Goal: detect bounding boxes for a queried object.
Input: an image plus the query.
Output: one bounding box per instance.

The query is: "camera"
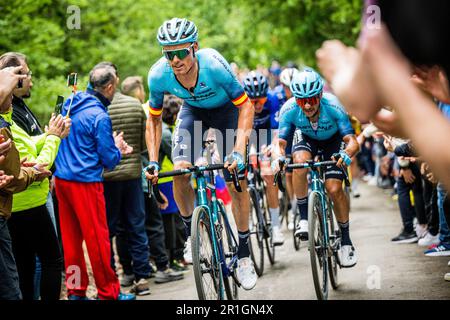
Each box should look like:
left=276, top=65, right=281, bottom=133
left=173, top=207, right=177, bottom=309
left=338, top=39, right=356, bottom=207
left=54, top=95, right=64, bottom=114
left=67, top=73, right=77, bottom=87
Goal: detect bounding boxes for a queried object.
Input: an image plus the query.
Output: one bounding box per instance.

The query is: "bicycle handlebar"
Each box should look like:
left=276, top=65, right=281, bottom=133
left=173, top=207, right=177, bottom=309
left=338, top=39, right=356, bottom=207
left=147, top=163, right=242, bottom=204
left=274, top=160, right=351, bottom=191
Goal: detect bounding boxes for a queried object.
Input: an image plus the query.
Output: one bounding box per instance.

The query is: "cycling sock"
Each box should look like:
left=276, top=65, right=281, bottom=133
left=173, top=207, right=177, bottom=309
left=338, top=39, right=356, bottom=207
left=269, top=207, right=280, bottom=228
left=338, top=221, right=352, bottom=246
left=180, top=214, right=192, bottom=237
left=297, top=197, right=308, bottom=220
left=237, top=230, right=250, bottom=259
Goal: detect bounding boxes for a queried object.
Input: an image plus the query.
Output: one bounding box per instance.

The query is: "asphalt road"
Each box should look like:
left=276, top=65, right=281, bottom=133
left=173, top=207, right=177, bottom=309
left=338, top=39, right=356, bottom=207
left=138, top=182, right=450, bottom=300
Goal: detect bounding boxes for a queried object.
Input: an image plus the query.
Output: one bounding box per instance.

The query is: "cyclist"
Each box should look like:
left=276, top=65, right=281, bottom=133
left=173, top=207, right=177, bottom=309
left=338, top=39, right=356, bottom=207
left=144, top=18, right=257, bottom=290
left=243, top=71, right=284, bottom=246
left=272, top=68, right=360, bottom=267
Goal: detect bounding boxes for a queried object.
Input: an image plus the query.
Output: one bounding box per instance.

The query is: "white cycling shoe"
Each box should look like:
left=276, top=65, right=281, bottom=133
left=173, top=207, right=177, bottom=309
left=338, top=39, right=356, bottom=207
left=272, top=226, right=285, bottom=246
left=294, top=219, right=309, bottom=240
left=236, top=257, right=257, bottom=290
left=183, top=236, right=193, bottom=264
left=338, top=245, right=358, bottom=268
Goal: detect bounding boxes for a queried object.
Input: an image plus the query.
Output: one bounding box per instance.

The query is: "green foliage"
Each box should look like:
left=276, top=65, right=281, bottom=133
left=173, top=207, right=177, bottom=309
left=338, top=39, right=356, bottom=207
left=0, top=0, right=363, bottom=124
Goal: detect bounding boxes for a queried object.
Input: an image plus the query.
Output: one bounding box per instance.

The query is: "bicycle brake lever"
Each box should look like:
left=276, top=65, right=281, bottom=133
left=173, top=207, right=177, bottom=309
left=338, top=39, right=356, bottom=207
left=232, top=168, right=242, bottom=192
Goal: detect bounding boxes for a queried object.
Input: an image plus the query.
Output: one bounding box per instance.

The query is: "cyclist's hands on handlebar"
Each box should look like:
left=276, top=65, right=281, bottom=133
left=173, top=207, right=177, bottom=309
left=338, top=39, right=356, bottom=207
left=144, top=161, right=160, bottom=185
left=224, top=151, right=245, bottom=173
left=271, top=156, right=286, bottom=174
left=332, top=151, right=352, bottom=168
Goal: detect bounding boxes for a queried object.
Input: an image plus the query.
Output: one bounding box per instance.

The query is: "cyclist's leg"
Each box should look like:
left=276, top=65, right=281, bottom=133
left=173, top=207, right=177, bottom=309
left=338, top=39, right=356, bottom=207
left=211, top=105, right=256, bottom=290
left=259, top=130, right=284, bottom=244
left=292, top=133, right=315, bottom=222
left=322, top=135, right=357, bottom=266
left=172, top=105, right=206, bottom=237
left=321, top=134, right=350, bottom=226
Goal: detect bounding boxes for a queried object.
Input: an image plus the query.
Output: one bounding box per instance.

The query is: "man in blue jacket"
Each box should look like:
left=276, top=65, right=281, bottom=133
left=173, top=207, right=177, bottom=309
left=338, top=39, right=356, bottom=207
left=54, top=63, right=134, bottom=300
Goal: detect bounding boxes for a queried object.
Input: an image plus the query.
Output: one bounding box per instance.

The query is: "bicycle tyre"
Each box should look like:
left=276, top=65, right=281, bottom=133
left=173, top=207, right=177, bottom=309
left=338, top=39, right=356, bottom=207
left=327, top=199, right=340, bottom=290
left=192, top=206, right=224, bottom=300
left=293, top=212, right=301, bottom=251
left=248, top=188, right=265, bottom=276
left=308, top=191, right=329, bottom=300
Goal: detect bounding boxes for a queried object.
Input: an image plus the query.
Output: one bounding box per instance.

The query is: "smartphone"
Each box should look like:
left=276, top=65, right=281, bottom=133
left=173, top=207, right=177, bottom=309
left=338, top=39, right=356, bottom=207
left=67, top=73, right=77, bottom=87
left=54, top=95, right=64, bottom=114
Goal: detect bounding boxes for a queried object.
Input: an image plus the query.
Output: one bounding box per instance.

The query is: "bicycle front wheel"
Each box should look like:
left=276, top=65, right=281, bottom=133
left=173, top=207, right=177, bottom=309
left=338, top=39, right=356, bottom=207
left=192, top=206, right=224, bottom=300
left=308, top=191, right=329, bottom=300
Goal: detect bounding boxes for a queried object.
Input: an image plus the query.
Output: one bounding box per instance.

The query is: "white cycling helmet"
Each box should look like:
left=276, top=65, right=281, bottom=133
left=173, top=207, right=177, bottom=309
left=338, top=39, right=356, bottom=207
left=280, top=68, right=299, bottom=87
left=157, top=18, right=198, bottom=46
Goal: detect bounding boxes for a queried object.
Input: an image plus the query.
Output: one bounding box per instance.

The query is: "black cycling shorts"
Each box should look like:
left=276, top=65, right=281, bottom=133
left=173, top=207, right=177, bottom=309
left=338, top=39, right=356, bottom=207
left=292, top=132, right=345, bottom=180
left=172, top=104, right=245, bottom=182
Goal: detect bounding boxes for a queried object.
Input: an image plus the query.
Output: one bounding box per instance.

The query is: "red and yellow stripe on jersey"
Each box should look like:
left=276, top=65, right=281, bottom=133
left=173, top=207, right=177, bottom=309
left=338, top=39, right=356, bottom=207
left=232, top=92, right=249, bottom=107
left=148, top=102, right=163, bottom=117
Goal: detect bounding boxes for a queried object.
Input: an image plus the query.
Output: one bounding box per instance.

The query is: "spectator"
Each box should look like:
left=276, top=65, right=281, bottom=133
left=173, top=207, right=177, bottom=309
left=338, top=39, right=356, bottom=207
left=103, top=76, right=152, bottom=296
left=0, top=66, right=26, bottom=107
left=424, top=101, right=450, bottom=257
left=53, top=63, right=135, bottom=300
left=0, top=63, right=50, bottom=300
left=0, top=52, right=69, bottom=300
left=117, top=80, right=183, bottom=286
left=384, top=139, right=426, bottom=243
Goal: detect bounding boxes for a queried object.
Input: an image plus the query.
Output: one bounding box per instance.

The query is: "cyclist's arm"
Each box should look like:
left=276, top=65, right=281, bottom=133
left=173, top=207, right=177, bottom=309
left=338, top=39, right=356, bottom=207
left=276, top=138, right=287, bottom=158
left=146, top=68, right=165, bottom=164
left=146, top=115, right=162, bottom=163
left=342, top=134, right=360, bottom=158
left=235, top=98, right=255, bottom=156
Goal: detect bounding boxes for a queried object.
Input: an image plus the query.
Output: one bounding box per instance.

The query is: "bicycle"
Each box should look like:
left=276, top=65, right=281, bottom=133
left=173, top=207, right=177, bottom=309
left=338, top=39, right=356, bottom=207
left=276, top=159, right=350, bottom=300
left=247, top=152, right=276, bottom=277
left=150, top=142, right=242, bottom=300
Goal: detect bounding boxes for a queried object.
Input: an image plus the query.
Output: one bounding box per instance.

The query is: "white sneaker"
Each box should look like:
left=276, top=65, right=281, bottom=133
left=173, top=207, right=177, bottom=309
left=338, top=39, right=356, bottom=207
left=183, top=237, right=193, bottom=264
left=445, top=273, right=450, bottom=282
left=368, top=177, right=378, bottom=186
left=272, top=226, right=285, bottom=246
left=287, top=212, right=294, bottom=231
left=294, top=219, right=308, bottom=240
left=338, top=245, right=358, bottom=268
left=418, top=232, right=440, bottom=247
left=236, top=257, right=257, bottom=290
left=415, top=224, right=428, bottom=239
left=288, top=221, right=294, bottom=231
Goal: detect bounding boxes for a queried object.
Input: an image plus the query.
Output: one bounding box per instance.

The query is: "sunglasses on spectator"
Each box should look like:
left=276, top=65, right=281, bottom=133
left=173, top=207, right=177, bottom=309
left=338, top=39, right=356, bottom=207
left=296, top=94, right=322, bottom=108
left=250, top=97, right=268, bottom=105
left=162, top=43, right=194, bottom=61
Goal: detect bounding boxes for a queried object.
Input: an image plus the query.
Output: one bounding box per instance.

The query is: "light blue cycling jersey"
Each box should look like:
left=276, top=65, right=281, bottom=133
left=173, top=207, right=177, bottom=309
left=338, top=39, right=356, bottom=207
left=278, top=92, right=354, bottom=141
left=147, top=48, right=248, bottom=116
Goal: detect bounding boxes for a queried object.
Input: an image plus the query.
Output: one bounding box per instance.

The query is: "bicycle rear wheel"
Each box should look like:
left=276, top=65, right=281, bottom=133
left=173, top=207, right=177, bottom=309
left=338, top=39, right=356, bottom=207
left=248, top=188, right=265, bottom=276
left=308, top=191, right=329, bottom=300
left=192, top=206, right=224, bottom=300
left=327, top=199, right=340, bottom=290
left=279, top=190, right=290, bottom=229
left=293, top=212, right=301, bottom=251
left=264, top=202, right=276, bottom=265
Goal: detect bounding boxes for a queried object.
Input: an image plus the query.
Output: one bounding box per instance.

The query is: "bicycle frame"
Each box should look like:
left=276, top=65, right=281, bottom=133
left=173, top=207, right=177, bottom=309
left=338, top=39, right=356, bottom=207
left=308, top=165, right=330, bottom=247
left=192, top=168, right=239, bottom=298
